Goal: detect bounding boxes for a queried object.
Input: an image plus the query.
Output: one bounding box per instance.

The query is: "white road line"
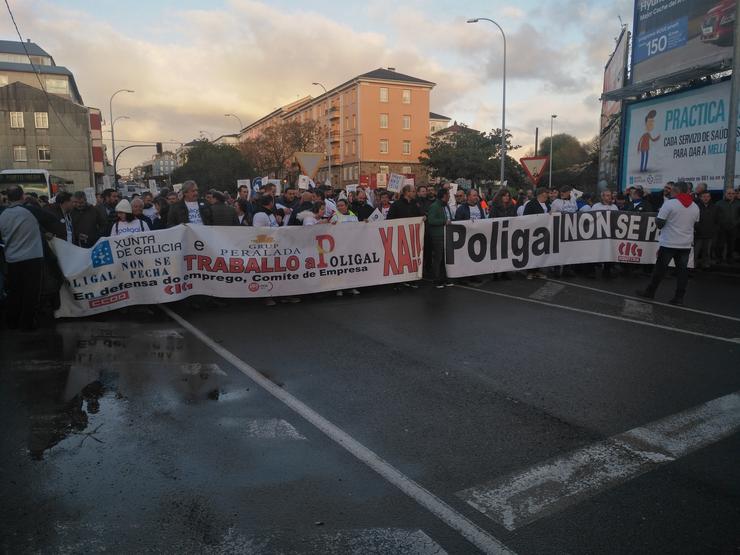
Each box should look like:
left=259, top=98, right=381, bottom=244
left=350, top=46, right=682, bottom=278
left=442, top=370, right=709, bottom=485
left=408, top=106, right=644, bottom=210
left=207, top=527, right=448, bottom=554
left=161, top=306, right=514, bottom=555
left=217, top=417, right=307, bottom=440
left=457, top=285, right=740, bottom=345
left=621, top=299, right=654, bottom=322
left=544, top=278, right=740, bottom=322
left=457, top=391, right=740, bottom=531
left=529, top=282, right=566, bottom=301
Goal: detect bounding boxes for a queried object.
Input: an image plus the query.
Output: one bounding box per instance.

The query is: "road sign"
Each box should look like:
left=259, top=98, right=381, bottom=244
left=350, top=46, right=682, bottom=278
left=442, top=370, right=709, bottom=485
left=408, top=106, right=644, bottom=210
left=520, top=156, right=549, bottom=186
left=294, top=152, right=325, bottom=179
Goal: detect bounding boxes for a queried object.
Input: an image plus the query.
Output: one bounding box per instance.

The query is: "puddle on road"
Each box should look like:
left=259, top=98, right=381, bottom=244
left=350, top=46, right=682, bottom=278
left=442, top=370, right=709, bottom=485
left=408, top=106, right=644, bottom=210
left=4, top=322, right=231, bottom=460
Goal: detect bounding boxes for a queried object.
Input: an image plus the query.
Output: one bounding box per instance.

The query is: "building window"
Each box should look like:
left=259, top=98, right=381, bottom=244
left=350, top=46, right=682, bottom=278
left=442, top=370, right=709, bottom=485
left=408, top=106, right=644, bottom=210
left=352, top=140, right=356, bottom=155
left=352, top=114, right=356, bottom=128
left=38, top=146, right=51, bottom=162
left=10, top=111, right=23, bottom=128
left=13, top=145, right=27, bottom=162
left=379, top=113, right=388, bottom=129
left=344, top=141, right=349, bottom=155
left=46, top=77, right=68, bottom=94
left=402, top=140, right=411, bottom=155
left=345, top=116, right=349, bottom=130
left=379, top=87, right=389, bottom=103
left=379, top=165, right=389, bottom=175
left=0, top=74, right=8, bottom=86
left=34, top=112, right=49, bottom=129
left=379, top=139, right=389, bottom=154
left=402, top=166, right=412, bottom=174
left=402, top=115, right=411, bottom=130
left=402, top=89, right=411, bottom=104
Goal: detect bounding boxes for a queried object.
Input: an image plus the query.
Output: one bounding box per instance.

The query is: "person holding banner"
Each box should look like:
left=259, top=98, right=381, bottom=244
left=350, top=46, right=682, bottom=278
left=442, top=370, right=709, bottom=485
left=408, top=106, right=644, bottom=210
left=330, top=199, right=359, bottom=224
left=252, top=195, right=281, bottom=227
left=387, top=185, right=423, bottom=220
left=454, top=189, right=487, bottom=222
left=71, top=191, right=107, bottom=248
left=637, top=181, right=699, bottom=306
left=350, top=190, right=374, bottom=222
left=427, top=188, right=453, bottom=288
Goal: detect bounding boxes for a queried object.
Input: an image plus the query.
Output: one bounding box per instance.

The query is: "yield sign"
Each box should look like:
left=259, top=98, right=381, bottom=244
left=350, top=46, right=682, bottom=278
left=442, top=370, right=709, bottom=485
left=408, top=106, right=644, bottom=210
left=294, top=152, right=325, bottom=179
left=520, top=156, right=549, bottom=186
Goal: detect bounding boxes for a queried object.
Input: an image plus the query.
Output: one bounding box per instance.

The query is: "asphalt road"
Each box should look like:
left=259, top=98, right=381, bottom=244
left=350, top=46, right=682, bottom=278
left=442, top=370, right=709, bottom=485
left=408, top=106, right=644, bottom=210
left=1, top=269, right=739, bottom=554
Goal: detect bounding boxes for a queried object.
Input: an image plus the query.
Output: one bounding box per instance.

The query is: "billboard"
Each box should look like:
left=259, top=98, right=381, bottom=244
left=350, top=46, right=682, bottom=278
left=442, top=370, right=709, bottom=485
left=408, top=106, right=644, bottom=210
left=621, top=80, right=740, bottom=191
left=601, top=28, right=630, bottom=131
left=632, top=0, right=736, bottom=84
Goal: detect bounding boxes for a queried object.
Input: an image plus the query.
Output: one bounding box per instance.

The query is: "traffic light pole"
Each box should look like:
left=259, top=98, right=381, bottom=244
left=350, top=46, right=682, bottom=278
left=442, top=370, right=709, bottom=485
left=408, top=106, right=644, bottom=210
left=114, top=144, right=157, bottom=169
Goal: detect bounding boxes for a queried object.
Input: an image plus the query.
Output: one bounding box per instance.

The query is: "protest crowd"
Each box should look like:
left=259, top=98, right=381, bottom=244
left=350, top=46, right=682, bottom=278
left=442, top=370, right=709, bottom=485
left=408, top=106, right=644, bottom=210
left=1, top=176, right=739, bottom=330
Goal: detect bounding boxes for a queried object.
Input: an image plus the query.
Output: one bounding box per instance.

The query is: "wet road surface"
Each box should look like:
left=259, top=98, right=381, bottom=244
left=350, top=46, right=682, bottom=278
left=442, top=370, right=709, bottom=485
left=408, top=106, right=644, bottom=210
left=1, top=270, right=739, bottom=554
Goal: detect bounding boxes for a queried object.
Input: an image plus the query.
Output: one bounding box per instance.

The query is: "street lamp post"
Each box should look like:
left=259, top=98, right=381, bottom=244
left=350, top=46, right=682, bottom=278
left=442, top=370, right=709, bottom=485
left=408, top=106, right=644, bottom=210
left=549, top=114, right=557, bottom=188
left=109, top=89, right=134, bottom=187
left=312, top=82, right=331, bottom=185
left=468, top=17, right=507, bottom=186
left=224, top=113, right=243, bottom=134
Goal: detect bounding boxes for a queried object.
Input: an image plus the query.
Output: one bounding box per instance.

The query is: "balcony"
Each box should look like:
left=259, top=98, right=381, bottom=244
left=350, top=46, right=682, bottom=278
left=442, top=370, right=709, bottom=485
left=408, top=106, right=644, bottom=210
left=328, top=106, right=340, bottom=119
left=330, top=130, right=341, bottom=141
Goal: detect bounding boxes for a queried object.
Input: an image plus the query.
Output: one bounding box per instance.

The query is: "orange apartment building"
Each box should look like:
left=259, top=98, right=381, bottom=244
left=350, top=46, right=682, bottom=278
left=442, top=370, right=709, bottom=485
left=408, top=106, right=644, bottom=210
left=239, top=68, right=449, bottom=187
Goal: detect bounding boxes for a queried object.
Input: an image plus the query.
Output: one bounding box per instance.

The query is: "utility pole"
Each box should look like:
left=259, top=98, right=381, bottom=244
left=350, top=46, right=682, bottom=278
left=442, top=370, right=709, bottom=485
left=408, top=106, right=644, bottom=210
left=312, top=82, right=331, bottom=185
left=109, top=89, right=134, bottom=188
left=549, top=115, right=557, bottom=188
left=535, top=127, right=539, bottom=157
left=724, top=0, right=740, bottom=191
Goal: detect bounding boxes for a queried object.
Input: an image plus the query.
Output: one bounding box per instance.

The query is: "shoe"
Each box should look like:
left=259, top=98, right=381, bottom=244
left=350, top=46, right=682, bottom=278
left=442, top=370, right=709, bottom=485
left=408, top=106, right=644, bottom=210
left=287, top=296, right=301, bottom=303
left=435, top=284, right=445, bottom=289
left=635, top=289, right=654, bottom=300
left=264, top=298, right=277, bottom=307
left=526, top=273, right=534, bottom=280
left=350, top=289, right=360, bottom=295
left=336, top=290, right=344, bottom=297
left=668, top=297, right=684, bottom=306
left=444, top=282, right=455, bottom=287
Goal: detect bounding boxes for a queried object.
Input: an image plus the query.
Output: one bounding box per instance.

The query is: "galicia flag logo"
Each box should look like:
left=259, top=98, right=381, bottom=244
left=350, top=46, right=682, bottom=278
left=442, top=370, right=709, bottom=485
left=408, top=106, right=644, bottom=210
left=91, top=240, right=114, bottom=268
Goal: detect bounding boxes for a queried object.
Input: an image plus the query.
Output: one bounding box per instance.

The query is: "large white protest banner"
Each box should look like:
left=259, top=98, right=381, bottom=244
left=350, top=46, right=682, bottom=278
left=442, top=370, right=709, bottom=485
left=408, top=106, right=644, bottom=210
left=52, top=218, right=426, bottom=317
left=445, top=211, right=666, bottom=277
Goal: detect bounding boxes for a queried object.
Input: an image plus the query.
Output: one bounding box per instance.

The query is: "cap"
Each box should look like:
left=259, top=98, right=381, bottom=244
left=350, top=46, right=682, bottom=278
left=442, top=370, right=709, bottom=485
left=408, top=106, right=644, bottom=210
left=115, top=199, right=132, bottom=214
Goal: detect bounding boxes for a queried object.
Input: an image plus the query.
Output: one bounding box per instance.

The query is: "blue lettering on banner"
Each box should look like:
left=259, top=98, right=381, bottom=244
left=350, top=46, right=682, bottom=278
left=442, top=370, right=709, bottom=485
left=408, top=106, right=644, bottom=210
left=634, top=16, right=688, bottom=64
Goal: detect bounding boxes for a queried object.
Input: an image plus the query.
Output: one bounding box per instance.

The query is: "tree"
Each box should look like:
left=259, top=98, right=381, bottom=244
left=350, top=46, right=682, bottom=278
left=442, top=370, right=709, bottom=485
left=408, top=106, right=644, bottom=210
left=538, top=133, right=589, bottom=170
left=171, top=141, right=254, bottom=194
left=419, top=126, right=526, bottom=188
left=240, top=119, right=325, bottom=178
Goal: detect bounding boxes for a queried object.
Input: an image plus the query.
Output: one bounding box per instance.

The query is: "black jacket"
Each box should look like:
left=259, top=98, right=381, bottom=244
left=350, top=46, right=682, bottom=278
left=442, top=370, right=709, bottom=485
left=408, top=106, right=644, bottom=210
left=288, top=201, right=314, bottom=225
left=454, top=202, right=487, bottom=221
left=387, top=198, right=423, bottom=220
left=44, top=203, right=74, bottom=241
left=695, top=201, right=720, bottom=239
left=210, top=202, right=238, bottom=226
left=489, top=203, right=517, bottom=218
left=625, top=198, right=654, bottom=213
left=523, top=199, right=548, bottom=215
left=350, top=201, right=375, bottom=221
left=72, top=204, right=107, bottom=247
left=167, top=200, right=213, bottom=227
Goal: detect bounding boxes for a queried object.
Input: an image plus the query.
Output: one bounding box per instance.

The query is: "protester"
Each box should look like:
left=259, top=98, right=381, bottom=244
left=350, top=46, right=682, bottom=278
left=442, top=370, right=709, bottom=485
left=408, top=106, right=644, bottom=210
left=209, top=190, right=239, bottom=226
left=131, top=198, right=154, bottom=229
left=110, top=199, right=150, bottom=236
left=416, top=185, right=434, bottom=214
left=548, top=187, right=560, bottom=207
left=523, top=187, right=549, bottom=215
left=715, top=188, right=739, bottom=262
left=252, top=195, right=280, bottom=227
left=297, top=201, right=326, bottom=225
left=549, top=186, right=578, bottom=214
left=624, top=185, right=653, bottom=213
left=330, top=199, right=358, bottom=224
left=378, top=191, right=393, bottom=218
left=0, top=186, right=48, bottom=330
left=96, top=188, right=119, bottom=233
left=694, top=190, right=720, bottom=270
left=351, top=189, right=374, bottom=221
left=150, top=197, right=170, bottom=230
left=615, top=193, right=627, bottom=210
left=237, top=184, right=250, bottom=203
left=45, top=191, right=74, bottom=242
left=166, top=191, right=178, bottom=205
left=71, top=191, right=107, bottom=248
left=387, top=185, right=423, bottom=220
left=454, top=189, right=487, bottom=221
left=451, top=189, right=465, bottom=215
left=591, top=190, right=619, bottom=212
left=167, top=180, right=213, bottom=226
left=141, top=191, right=157, bottom=220
left=427, top=188, right=453, bottom=288
left=637, top=181, right=699, bottom=305
left=235, top=199, right=251, bottom=226
left=578, top=192, right=595, bottom=212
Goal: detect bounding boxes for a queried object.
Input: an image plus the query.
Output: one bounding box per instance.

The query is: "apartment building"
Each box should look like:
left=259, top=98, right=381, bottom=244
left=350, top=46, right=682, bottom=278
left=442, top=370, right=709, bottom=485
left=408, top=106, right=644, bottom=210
left=240, top=68, right=443, bottom=186
left=0, top=40, right=106, bottom=190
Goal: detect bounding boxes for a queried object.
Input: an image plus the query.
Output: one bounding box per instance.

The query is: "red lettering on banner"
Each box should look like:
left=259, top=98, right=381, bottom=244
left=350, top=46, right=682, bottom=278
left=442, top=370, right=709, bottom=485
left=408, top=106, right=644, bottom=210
left=315, top=235, right=335, bottom=269
left=380, top=227, right=399, bottom=276
left=197, top=256, right=213, bottom=272
left=396, top=226, right=414, bottom=273
left=229, top=258, right=244, bottom=273
left=212, top=257, right=228, bottom=273
left=246, top=258, right=260, bottom=272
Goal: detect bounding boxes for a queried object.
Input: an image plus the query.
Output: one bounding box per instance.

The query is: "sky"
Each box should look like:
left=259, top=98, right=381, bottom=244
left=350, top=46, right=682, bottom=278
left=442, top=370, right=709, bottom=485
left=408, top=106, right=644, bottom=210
left=1, top=0, right=634, bottom=173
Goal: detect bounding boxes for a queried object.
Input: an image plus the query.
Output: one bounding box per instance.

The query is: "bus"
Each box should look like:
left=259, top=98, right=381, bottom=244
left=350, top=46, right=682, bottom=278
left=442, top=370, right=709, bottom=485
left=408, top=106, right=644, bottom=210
left=0, top=169, right=72, bottom=199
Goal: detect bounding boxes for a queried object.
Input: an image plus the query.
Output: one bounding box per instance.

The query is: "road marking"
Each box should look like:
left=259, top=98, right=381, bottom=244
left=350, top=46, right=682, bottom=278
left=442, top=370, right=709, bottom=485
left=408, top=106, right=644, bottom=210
left=457, top=286, right=740, bottom=345
left=217, top=417, right=307, bottom=440
left=457, top=391, right=740, bottom=531
left=161, top=306, right=514, bottom=555
left=208, top=527, right=448, bottom=554
left=544, top=278, right=740, bottom=322
left=529, top=282, right=566, bottom=301
left=621, top=299, right=654, bottom=321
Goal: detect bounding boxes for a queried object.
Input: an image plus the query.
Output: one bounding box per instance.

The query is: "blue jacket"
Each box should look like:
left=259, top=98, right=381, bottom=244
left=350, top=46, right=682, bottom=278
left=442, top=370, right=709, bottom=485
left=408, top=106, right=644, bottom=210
left=454, top=202, right=487, bottom=221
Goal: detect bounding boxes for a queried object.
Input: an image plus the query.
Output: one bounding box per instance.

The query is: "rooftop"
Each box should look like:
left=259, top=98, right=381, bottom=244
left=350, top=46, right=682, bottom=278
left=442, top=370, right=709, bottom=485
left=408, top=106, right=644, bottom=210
left=357, top=68, right=435, bottom=86
left=0, top=39, right=51, bottom=59
left=0, top=62, right=83, bottom=104
left=429, top=112, right=451, bottom=121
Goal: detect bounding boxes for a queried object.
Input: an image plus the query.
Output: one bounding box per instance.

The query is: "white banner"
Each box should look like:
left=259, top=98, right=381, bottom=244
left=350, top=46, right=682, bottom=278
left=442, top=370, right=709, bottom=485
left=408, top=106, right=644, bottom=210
left=52, top=218, right=425, bottom=317
left=445, top=211, right=665, bottom=277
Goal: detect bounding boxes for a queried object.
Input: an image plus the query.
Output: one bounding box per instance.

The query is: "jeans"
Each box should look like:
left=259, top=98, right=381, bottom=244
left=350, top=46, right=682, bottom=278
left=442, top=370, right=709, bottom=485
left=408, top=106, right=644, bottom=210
left=646, top=247, right=690, bottom=300
left=639, top=150, right=649, bottom=172
left=694, top=238, right=712, bottom=269
left=430, top=235, right=447, bottom=283
left=6, top=258, right=44, bottom=330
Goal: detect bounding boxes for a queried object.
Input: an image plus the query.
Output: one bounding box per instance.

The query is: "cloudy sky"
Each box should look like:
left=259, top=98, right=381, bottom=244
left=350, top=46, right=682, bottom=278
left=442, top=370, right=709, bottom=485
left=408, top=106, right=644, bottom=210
left=2, top=0, right=633, bottom=172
